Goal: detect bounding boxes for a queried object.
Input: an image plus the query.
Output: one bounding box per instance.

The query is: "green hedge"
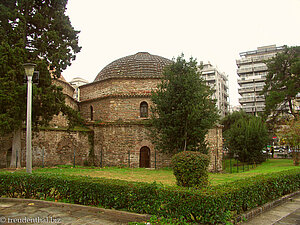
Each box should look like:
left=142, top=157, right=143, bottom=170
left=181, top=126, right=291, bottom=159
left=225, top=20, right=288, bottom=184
left=172, top=151, right=210, bottom=188
left=0, top=169, right=299, bottom=224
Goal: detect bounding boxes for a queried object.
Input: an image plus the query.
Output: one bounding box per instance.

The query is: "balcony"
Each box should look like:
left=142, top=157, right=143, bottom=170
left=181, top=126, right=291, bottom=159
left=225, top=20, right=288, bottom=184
left=253, top=65, right=268, bottom=72
left=237, top=67, right=253, bottom=74
left=236, top=58, right=252, bottom=65
left=238, top=86, right=264, bottom=94
left=238, top=87, right=254, bottom=94
left=203, top=76, right=216, bottom=81
left=242, top=106, right=265, bottom=113
left=238, top=79, right=254, bottom=84
left=255, top=86, right=264, bottom=92
left=238, top=77, right=266, bottom=85
left=236, top=55, right=272, bottom=65
left=239, top=96, right=265, bottom=103
left=223, top=92, right=229, bottom=97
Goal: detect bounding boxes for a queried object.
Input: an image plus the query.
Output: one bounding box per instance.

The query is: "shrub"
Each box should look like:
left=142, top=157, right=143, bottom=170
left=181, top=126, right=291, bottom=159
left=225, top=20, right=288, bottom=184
left=0, top=169, right=299, bottom=224
left=171, top=151, right=210, bottom=188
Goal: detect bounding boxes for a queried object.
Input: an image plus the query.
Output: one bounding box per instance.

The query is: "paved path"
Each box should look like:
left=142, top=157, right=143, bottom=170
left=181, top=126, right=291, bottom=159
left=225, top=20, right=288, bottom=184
left=241, top=194, right=300, bottom=225
left=1, top=194, right=300, bottom=225
left=0, top=198, right=150, bottom=225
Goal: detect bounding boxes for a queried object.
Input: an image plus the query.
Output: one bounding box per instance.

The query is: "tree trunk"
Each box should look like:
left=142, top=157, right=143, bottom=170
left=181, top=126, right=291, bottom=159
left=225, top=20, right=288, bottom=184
left=292, top=149, right=299, bottom=166
left=288, top=98, right=296, bottom=118
left=183, top=120, right=187, bottom=151
left=10, top=129, right=21, bottom=168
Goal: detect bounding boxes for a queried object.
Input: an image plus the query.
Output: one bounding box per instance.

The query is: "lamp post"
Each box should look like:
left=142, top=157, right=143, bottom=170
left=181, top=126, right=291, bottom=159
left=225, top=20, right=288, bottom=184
left=24, top=63, right=36, bottom=174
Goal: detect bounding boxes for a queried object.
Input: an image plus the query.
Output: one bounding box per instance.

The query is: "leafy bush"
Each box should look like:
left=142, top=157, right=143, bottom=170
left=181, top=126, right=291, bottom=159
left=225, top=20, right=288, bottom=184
left=171, top=151, right=210, bottom=188
left=0, top=169, right=299, bottom=224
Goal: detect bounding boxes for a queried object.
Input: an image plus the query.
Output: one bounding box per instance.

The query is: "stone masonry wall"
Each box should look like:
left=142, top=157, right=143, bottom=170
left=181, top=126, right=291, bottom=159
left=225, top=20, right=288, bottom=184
left=80, top=78, right=160, bottom=101
left=80, top=96, right=153, bottom=122
left=50, top=96, right=79, bottom=127
left=50, top=79, right=78, bottom=128
left=92, top=124, right=171, bottom=168
left=0, top=134, right=13, bottom=168
left=0, top=129, right=91, bottom=168
left=26, top=130, right=91, bottom=167
left=52, top=79, right=75, bottom=98
left=0, top=125, right=222, bottom=170
left=206, top=126, right=223, bottom=172
left=92, top=124, right=222, bottom=170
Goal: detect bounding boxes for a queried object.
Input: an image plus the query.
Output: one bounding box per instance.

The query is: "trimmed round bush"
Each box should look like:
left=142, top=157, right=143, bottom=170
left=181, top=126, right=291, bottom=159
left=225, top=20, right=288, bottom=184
left=171, top=151, right=210, bottom=188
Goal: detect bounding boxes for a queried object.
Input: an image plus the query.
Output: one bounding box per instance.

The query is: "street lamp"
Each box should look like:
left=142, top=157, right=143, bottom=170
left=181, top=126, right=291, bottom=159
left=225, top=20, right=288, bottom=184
left=24, top=63, right=36, bottom=174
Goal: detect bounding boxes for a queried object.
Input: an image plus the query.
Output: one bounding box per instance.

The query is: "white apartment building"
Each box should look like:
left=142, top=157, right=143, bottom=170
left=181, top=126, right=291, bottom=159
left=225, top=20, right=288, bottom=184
left=201, top=62, right=229, bottom=117
left=236, top=45, right=285, bottom=114
left=69, top=77, right=89, bottom=101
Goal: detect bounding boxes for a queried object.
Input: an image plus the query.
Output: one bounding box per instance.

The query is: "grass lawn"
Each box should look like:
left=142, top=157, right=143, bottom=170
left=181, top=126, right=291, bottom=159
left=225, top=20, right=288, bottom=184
left=2, top=159, right=298, bottom=186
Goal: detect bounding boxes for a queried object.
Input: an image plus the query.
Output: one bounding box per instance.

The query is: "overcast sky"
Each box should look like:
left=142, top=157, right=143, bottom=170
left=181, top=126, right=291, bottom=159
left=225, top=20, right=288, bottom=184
left=62, top=0, right=300, bottom=106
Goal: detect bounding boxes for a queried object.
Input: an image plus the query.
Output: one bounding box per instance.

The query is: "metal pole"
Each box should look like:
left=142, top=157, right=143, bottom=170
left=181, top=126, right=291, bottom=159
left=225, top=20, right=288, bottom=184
left=26, top=75, right=33, bottom=173
left=100, top=149, right=103, bottom=167
left=128, top=150, right=130, bottom=167
left=42, top=147, right=44, bottom=168
left=15, top=144, right=18, bottom=168
left=215, top=155, right=217, bottom=173
left=155, top=149, right=157, bottom=169
left=73, top=148, right=76, bottom=168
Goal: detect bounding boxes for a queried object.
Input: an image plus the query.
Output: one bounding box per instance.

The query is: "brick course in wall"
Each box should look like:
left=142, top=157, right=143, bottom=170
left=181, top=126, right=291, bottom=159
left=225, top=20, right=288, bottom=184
left=27, top=129, right=91, bottom=167
left=79, top=78, right=160, bottom=102
left=80, top=96, right=153, bottom=122
left=90, top=123, right=222, bottom=171
left=92, top=124, right=173, bottom=168
left=52, top=79, right=75, bottom=98
left=206, top=126, right=223, bottom=172
left=0, top=134, right=13, bottom=168
left=0, top=129, right=91, bottom=168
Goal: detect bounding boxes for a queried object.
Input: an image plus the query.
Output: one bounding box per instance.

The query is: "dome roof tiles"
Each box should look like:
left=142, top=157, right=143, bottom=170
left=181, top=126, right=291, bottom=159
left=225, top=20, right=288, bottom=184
left=94, top=52, right=172, bottom=82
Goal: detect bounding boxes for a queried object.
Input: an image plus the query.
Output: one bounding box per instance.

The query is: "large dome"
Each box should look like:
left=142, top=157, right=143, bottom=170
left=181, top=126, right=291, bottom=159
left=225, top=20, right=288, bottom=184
left=94, top=52, right=173, bottom=82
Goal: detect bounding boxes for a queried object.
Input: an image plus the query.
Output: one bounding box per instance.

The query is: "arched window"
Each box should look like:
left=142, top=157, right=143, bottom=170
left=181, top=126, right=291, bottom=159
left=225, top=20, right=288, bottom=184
left=140, top=101, right=148, bottom=118
left=90, top=105, right=94, bottom=121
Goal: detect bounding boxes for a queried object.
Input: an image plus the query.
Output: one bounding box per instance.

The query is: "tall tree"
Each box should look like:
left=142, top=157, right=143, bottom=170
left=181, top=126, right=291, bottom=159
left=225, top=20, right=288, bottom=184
left=224, top=115, right=268, bottom=163
left=0, top=0, right=81, bottom=167
left=220, top=110, right=250, bottom=133
left=262, top=46, right=300, bottom=124
left=149, top=55, right=219, bottom=154
left=276, top=117, right=300, bottom=166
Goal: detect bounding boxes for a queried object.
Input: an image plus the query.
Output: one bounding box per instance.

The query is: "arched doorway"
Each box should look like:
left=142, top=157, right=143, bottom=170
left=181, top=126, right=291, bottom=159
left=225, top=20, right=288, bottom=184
left=139, top=146, right=150, bottom=168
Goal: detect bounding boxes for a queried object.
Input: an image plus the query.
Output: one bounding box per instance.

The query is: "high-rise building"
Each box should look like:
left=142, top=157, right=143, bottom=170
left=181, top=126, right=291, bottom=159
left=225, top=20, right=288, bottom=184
left=201, top=62, right=229, bottom=117
left=69, top=77, right=89, bottom=101
left=236, top=45, right=284, bottom=114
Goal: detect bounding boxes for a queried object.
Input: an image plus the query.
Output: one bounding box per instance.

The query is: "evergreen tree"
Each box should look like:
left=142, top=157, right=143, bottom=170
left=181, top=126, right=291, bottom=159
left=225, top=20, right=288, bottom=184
left=221, top=110, right=250, bottom=133
left=0, top=0, right=82, bottom=167
left=224, top=115, right=268, bottom=163
left=262, top=46, right=300, bottom=124
left=149, top=55, right=219, bottom=154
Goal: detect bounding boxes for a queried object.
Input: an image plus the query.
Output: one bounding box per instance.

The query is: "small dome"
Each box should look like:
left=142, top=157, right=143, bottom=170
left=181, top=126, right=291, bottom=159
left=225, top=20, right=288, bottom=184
left=94, top=52, right=173, bottom=82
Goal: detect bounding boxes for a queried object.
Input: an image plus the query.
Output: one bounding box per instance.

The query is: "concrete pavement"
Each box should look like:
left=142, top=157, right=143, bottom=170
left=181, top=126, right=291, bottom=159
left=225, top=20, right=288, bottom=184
left=0, top=192, right=299, bottom=224
left=0, top=198, right=150, bottom=225
left=241, top=193, right=300, bottom=225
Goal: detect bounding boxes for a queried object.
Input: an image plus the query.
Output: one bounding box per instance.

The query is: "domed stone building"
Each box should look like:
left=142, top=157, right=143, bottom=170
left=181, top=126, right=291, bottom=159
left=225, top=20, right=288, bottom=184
left=79, top=52, right=174, bottom=168
left=0, top=52, right=223, bottom=171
